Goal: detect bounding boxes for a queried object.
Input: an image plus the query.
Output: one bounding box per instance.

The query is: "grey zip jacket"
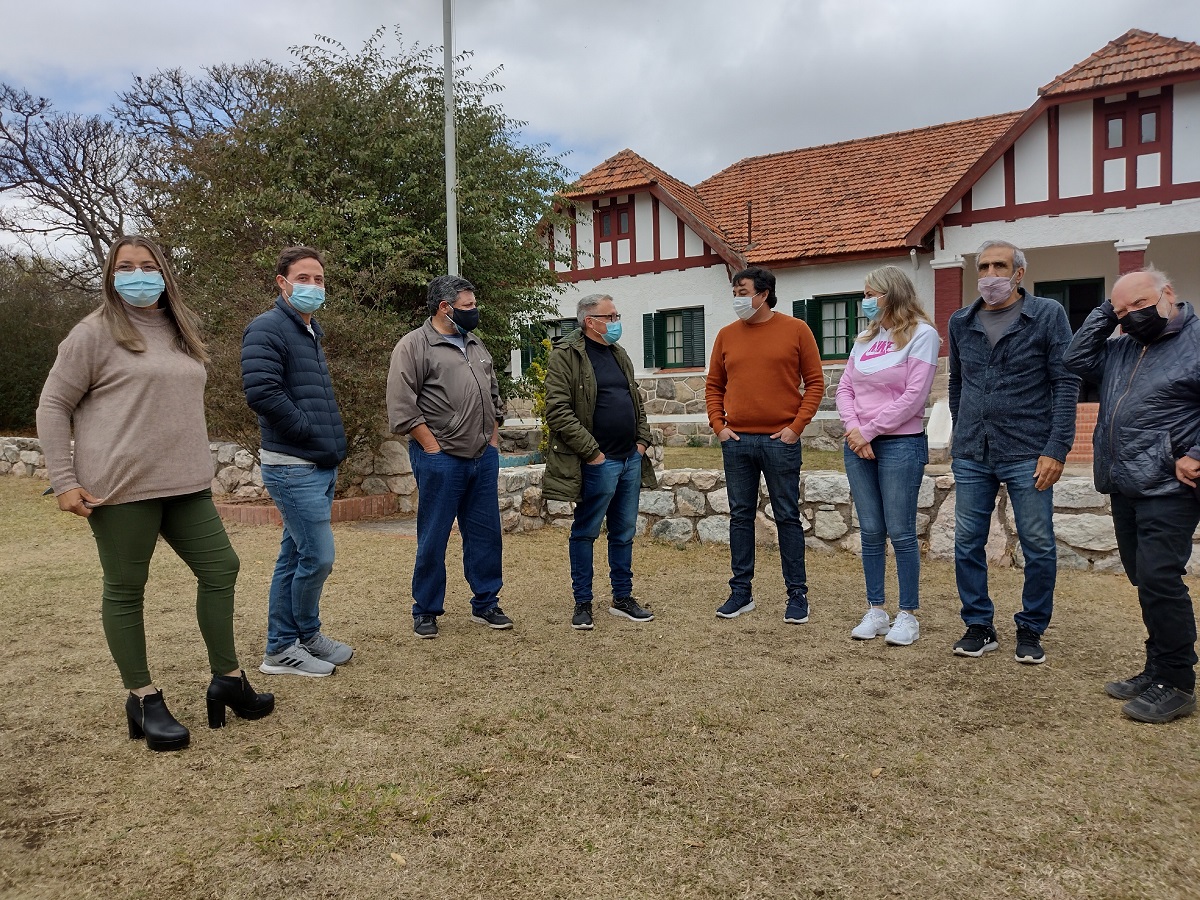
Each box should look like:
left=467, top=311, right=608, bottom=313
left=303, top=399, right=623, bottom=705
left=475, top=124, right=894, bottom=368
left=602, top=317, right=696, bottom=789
left=1064, top=299, right=1200, bottom=498
left=387, top=318, right=502, bottom=459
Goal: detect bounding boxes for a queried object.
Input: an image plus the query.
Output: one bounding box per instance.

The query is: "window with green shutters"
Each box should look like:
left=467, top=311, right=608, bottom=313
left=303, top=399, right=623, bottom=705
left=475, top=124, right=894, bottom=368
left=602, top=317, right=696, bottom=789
left=793, top=294, right=866, bottom=360
left=643, top=307, right=705, bottom=369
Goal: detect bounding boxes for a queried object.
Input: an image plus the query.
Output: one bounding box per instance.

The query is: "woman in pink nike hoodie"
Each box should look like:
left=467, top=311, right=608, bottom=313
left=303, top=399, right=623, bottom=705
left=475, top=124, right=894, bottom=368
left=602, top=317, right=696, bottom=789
left=836, top=266, right=940, bottom=647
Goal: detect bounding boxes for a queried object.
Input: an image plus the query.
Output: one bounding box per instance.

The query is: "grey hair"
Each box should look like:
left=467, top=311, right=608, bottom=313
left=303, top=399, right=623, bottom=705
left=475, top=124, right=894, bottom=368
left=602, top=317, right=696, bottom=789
left=1140, top=265, right=1171, bottom=292
left=976, top=240, right=1028, bottom=276
left=576, top=293, right=613, bottom=325
left=426, top=275, right=476, bottom=315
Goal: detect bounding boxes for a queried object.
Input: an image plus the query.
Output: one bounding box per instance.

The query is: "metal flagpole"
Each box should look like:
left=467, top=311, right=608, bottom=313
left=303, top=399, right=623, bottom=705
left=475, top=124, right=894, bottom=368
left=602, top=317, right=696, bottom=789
left=443, top=0, right=460, bottom=276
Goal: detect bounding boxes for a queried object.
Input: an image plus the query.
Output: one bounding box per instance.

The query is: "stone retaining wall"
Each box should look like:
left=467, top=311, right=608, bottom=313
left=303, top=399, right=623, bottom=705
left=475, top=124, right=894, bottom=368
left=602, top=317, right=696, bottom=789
left=8, top=435, right=1197, bottom=575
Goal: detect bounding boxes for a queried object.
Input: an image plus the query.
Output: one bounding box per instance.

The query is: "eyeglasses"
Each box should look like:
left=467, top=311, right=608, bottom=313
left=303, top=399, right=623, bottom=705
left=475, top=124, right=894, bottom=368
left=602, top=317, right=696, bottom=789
left=114, top=262, right=161, bottom=273
left=588, top=313, right=621, bottom=322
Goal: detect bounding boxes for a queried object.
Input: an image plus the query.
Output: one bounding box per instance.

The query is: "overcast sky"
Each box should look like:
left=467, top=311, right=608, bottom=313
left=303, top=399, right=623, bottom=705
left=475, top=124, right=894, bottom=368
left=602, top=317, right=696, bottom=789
left=3, top=0, right=1199, bottom=184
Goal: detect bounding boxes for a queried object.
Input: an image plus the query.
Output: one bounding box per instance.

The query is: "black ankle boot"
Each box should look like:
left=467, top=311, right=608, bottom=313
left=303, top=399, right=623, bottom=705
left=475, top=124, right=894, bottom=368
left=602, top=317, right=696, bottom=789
left=126, top=690, right=190, bottom=752
left=206, top=670, right=275, bottom=728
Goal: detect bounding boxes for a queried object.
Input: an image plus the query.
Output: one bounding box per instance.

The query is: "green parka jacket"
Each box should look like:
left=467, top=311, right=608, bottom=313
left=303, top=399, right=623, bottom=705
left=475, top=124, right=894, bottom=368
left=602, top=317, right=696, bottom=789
left=542, top=328, right=657, bottom=503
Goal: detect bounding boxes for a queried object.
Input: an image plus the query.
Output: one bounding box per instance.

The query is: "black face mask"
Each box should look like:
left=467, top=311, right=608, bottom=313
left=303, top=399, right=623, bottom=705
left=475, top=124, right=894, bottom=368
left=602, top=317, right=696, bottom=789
left=447, top=306, right=480, bottom=334
left=1121, top=304, right=1167, bottom=344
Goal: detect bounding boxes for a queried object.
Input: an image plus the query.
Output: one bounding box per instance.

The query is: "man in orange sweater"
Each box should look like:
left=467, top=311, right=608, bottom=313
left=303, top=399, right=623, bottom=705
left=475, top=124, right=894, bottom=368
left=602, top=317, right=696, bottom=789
left=705, top=266, right=825, bottom=622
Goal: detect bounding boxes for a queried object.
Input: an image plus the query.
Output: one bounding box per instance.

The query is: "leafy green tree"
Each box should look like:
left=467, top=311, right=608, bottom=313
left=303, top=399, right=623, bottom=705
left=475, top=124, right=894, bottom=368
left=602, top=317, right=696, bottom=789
left=117, top=29, right=571, bottom=452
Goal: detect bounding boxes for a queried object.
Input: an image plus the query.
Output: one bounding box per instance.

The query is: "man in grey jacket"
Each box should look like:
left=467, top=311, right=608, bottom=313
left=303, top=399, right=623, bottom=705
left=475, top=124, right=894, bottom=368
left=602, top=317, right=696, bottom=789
left=1065, top=267, right=1200, bottom=723
left=948, top=240, right=1079, bottom=664
left=386, top=275, right=510, bottom=639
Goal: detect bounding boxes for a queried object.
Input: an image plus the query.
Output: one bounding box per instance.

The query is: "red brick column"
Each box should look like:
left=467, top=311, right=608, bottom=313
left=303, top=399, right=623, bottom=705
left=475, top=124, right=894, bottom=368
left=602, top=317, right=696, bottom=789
left=1115, top=239, right=1150, bottom=276
left=931, top=258, right=965, bottom=357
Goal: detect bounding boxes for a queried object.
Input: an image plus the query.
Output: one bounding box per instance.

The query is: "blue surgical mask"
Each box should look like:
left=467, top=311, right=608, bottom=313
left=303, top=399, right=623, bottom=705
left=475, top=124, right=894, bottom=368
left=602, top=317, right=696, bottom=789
left=113, top=270, right=165, bottom=307
left=286, top=281, right=325, bottom=314
left=862, top=295, right=882, bottom=321
left=603, top=320, right=622, bottom=344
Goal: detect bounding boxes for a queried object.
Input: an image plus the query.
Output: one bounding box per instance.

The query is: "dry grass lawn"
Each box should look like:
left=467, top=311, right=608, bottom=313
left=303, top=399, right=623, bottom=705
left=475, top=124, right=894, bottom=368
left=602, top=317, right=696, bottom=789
left=1, top=475, right=1198, bottom=900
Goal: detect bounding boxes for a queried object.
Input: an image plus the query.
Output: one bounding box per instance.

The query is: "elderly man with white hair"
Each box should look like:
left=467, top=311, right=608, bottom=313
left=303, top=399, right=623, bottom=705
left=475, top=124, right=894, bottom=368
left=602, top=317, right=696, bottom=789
left=1065, top=266, right=1200, bottom=724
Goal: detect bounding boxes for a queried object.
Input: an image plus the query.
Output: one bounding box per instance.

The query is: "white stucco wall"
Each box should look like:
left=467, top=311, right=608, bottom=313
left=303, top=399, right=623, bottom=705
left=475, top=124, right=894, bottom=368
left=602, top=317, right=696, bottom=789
left=659, top=203, right=680, bottom=259
left=1014, top=114, right=1049, bottom=205
left=1173, top=80, right=1200, bottom=185
left=972, top=158, right=1006, bottom=209
left=1058, top=100, right=1092, bottom=199
left=635, top=194, right=655, bottom=261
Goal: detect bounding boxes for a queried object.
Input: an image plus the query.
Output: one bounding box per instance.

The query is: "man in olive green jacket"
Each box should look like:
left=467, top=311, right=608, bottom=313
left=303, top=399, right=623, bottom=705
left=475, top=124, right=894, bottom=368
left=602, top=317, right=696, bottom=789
left=543, top=293, right=657, bottom=630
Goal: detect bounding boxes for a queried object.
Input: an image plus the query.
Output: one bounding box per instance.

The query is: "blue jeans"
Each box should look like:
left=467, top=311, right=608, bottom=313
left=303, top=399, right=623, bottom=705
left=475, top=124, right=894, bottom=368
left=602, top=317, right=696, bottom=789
left=569, top=452, right=642, bottom=604
left=410, top=443, right=503, bottom=618
left=721, top=433, right=807, bottom=602
left=260, top=463, right=338, bottom=655
left=843, top=435, right=928, bottom=611
left=952, top=455, right=1056, bottom=633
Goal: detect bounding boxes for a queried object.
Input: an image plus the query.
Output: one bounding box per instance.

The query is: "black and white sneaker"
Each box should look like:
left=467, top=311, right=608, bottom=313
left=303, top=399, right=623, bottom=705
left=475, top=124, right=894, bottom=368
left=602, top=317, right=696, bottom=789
left=610, top=596, right=653, bottom=622
left=953, top=624, right=999, bottom=658
left=572, top=603, right=594, bottom=630
left=472, top=606, right=514, bottom=630
left=413, top=615, right=439, bottom=639
left=716, top=596, right=755, bottom=619
left=1014, top=626, right=1046, bottom=665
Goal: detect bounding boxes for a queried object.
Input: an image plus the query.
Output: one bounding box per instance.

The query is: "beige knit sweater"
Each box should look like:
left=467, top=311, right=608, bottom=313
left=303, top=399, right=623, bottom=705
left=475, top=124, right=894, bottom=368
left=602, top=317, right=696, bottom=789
left=36, top=306, right=214, bottom=506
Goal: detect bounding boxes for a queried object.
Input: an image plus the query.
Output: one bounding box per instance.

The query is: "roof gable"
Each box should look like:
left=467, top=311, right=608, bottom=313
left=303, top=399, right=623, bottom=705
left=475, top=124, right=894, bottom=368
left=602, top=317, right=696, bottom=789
left=1040, top=28, right=1200, bottom=98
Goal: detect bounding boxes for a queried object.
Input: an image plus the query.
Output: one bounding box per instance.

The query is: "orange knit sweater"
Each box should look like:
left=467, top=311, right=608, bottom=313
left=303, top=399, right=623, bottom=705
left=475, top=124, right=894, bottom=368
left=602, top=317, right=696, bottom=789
left=705, top=312, right=824, bottom=435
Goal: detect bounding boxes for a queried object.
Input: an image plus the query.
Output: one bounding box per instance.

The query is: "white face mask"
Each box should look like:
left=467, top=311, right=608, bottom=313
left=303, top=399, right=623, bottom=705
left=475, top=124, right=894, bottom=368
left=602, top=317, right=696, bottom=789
left=733, top=292, right=759, bottom=321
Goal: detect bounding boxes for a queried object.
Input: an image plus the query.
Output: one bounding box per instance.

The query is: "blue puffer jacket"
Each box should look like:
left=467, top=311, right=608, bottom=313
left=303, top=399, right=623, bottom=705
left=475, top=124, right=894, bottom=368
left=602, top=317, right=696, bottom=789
left=1064, top=300, right=1200, bottom=498
left=241, top=298, right=347, bottom=468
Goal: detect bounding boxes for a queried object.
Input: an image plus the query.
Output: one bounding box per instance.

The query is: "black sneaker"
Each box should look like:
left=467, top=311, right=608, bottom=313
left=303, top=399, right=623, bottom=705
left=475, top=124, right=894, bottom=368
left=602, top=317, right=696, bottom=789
left=1014, top=626, right=1046, bottom=665
left=472, top=606, right=514, bottom=630
left=572, top=603, right=594, bottom=630
left=716, top=596, right=755, bottom=619
left=610, top=596, right=653, bottom=622
left=953, top=624, right=999, bottom=658
left=414, top=615, right=438, bottom=639
left=1121, top=682, right=1197, bottom=724
left=1104, top=671, right=1153, bottom=700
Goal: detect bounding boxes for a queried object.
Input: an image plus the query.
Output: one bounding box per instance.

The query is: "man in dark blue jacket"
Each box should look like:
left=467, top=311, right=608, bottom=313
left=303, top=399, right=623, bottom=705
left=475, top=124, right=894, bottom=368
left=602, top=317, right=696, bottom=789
left=948, top=240, right=1079, bottom=664
left=242, top=246, right=350, bottom=678
left=1065, top=268, right=1200, bottom=724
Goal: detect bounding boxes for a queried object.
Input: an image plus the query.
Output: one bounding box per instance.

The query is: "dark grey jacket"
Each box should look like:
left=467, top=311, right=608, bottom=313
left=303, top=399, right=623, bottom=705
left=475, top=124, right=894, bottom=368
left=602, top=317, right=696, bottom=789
left=948, top=290, right=1080, bottom=463
left=1064, top=300, right=1200, bottom=498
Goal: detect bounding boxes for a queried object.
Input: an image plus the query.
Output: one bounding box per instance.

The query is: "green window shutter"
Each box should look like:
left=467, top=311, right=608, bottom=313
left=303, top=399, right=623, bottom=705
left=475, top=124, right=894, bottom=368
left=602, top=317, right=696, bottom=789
left=643, top=312, right=656, bottom=368
left=561, top=318, right=579, bottom=335
left=682, top=307, right=705, bottom=368
left=792, top=299, right=805, bottom=319
left=520, top=325, right=533, bottom=371
left=653, top=312, right=667, bottom=368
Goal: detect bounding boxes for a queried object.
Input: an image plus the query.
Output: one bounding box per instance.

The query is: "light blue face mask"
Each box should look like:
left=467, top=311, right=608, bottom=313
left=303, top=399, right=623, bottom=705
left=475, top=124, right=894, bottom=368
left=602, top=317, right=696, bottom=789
left=603, top=320, right=622, bottom=344
left=286, top=281, right=326, bottom=314
left=113, top=270, right=165, bottom=307
left=861, top=294, right=884, bottom=321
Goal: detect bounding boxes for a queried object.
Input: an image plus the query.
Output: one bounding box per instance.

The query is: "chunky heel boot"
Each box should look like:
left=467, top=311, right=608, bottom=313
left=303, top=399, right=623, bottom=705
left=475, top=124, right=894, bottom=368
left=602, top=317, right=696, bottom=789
left=125, top=690, right=190, bottom=752
left=206, top=670, right=275, bottom=728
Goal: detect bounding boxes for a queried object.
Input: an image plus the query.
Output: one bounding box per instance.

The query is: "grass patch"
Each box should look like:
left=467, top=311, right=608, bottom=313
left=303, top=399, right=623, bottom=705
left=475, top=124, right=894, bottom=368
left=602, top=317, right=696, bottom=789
left=0, top=476, right=1197, bottom=899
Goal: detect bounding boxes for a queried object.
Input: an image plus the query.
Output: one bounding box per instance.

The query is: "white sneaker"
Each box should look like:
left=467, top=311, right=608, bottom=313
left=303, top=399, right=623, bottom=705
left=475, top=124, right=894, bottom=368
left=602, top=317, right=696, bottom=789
left=851, top=607, right=891, bottom=640
left=885, top=611, right=920, bottom=646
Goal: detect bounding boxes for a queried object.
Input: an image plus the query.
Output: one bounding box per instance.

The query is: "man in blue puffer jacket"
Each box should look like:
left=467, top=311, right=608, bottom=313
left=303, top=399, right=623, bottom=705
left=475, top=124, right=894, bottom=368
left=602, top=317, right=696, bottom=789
left=242, top=246, right=351, bottom=678
left=1065, top=267, right=1200, bottom=724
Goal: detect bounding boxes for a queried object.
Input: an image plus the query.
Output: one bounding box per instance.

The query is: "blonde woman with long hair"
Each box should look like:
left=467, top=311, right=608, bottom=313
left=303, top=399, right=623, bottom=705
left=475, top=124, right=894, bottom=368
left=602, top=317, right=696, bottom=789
left=835, top=265, right=939, bottom=646
left=37, top=235, right=273, bottom=751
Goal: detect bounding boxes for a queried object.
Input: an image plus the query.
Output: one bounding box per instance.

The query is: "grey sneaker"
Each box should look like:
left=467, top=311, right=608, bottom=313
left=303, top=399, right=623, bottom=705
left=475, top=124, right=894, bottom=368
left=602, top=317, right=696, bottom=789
left=259, top=641, right=336, bottom=677
left=301, top=632, right=353, bottom=665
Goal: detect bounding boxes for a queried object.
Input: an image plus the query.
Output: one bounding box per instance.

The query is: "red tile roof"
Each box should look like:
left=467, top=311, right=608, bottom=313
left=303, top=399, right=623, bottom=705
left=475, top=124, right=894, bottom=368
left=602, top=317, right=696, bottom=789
left=1039, top=29, right=1200, bottom=97
left=695, top=113, right=1021, bottom=263
left=563, top=148, right=721, bottom=237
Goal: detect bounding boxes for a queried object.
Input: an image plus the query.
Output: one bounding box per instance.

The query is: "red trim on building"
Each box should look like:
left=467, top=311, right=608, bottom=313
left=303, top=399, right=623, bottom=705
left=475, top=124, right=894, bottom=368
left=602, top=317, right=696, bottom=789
left=651, top=195, right=661, bottom=263
left=1117, top=248, right=1146, bottom=275
left=569, top=205, right=578, bottom=270
left=1003, top=147, right=1016, bottom=210
left=933, top=265, right=963, bottom=358
left=943, top=179, right=1200, bottom=226
left=1047, top=105, right=1060, bottom=202
left=555, top=255, right=724, bottom=283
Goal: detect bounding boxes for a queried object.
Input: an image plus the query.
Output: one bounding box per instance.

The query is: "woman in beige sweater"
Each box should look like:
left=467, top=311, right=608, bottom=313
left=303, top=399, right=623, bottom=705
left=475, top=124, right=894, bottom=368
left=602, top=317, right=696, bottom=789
left=37, top=236, right=274, bottom=752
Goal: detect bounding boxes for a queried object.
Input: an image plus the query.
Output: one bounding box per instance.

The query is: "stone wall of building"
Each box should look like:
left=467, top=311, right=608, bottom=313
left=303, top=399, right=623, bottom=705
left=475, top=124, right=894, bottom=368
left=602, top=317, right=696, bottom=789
left=8, top=434, right=1196, bottom=575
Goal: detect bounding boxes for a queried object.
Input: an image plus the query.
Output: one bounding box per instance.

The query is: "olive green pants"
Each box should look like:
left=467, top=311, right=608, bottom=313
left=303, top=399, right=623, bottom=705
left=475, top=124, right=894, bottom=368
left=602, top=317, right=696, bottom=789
left=88, top=490, right=240, bottom=689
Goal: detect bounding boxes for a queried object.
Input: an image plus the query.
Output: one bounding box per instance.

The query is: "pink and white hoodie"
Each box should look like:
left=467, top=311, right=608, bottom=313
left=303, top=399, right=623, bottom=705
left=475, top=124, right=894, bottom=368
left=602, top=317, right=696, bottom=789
left=835, top=323, right=940, bottom=442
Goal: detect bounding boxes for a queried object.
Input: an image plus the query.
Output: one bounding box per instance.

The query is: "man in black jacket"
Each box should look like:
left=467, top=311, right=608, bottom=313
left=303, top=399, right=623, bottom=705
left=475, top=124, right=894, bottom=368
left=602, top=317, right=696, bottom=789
left=1065, top=267, right=1200, bottom=723
left=242, top=246, right=351, bottom=677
